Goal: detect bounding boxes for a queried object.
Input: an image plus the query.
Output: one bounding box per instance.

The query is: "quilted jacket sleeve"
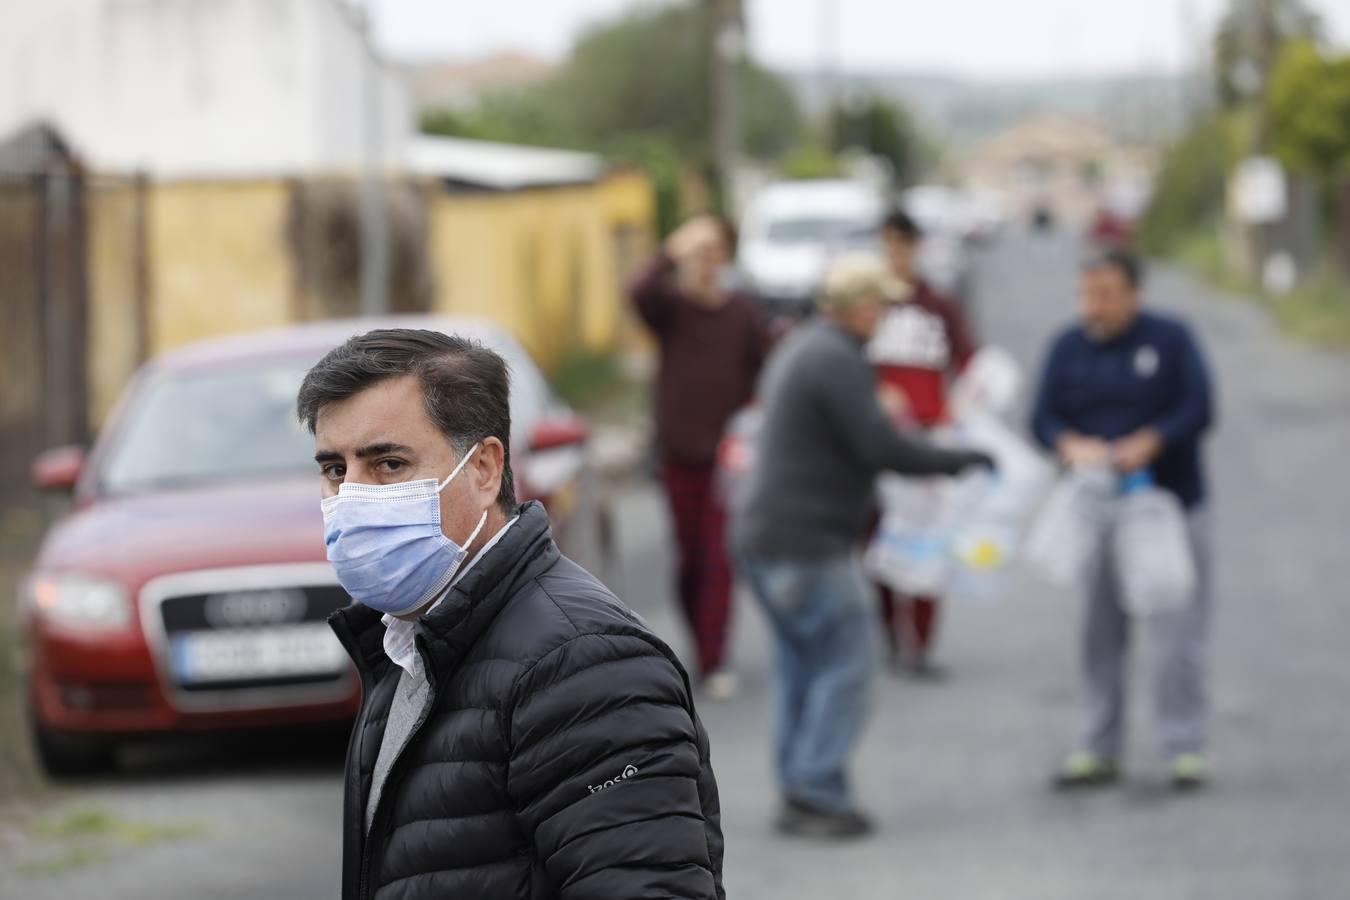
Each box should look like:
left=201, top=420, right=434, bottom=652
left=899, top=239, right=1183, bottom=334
left=506, top=631, right=722, bottom=899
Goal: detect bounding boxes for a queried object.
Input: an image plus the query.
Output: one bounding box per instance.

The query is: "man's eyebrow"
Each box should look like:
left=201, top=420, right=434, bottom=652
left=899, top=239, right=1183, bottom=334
left=354, top=442, right=414, bottom=459
left=314, top=450, right=343, bottom=464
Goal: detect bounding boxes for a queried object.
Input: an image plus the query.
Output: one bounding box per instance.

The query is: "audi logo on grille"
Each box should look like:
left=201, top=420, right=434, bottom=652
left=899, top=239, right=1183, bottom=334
left=203, top=588, right=307, bottom=628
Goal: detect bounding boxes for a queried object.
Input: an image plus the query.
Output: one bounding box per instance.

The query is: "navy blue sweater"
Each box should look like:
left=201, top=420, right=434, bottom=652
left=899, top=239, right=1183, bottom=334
left=1030, top=310, right=1214, bottom=508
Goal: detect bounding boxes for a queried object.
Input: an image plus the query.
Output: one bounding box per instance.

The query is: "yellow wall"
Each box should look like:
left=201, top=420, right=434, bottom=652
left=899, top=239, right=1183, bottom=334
left=86, top=182, right=144, bottom=424
left=427, top=171, right=655, bottom=370
left=146, top=180, right=294, bottom=353
left=78, top=171, right=653, bottom=428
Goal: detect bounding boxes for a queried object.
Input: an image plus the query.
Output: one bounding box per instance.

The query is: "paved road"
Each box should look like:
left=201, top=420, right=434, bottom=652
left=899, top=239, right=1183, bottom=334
left=4, top=232, right=1349, bottom=898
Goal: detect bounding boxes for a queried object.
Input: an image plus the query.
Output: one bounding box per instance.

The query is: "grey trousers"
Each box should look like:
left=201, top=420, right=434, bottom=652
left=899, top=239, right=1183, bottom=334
left=1080, top=508, right=1212, bottom=760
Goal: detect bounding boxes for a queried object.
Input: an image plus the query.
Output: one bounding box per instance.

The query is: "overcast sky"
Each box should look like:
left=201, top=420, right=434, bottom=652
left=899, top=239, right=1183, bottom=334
left=372, top=0, right=1350, bottom=78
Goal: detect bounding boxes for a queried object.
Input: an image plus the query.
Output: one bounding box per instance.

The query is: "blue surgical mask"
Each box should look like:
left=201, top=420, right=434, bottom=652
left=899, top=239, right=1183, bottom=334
left=321, top=444, right=487, bottom=616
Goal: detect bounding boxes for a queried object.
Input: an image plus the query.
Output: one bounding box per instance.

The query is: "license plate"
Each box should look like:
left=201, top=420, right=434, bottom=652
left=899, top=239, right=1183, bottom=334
left=170, top=623, right=348, bottom=684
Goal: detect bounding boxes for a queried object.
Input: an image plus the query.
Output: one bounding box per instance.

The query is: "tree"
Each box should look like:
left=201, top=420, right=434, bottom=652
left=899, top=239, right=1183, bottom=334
left=1136, top=115, right=1241, bottom=255
left=422, top=2, right=800, bottom=169
left=1269, top=41, right=1350, bottom=177
left=829, top=95, right=931, bottom=185
left=1269, top=40, right=1350, bottom=271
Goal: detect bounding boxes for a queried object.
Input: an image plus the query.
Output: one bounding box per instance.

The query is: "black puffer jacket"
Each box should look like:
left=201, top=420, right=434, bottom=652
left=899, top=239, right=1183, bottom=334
left=329, top=501, right=724, bottom=900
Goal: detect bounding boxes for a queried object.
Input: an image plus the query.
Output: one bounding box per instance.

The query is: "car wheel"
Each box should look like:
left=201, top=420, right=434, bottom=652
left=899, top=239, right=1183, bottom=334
left=28, top=696, right=116, bottom=778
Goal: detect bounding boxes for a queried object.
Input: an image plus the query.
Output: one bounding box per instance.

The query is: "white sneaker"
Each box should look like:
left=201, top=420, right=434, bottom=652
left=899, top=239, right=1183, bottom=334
left=702, top=670, right=740, bottom=702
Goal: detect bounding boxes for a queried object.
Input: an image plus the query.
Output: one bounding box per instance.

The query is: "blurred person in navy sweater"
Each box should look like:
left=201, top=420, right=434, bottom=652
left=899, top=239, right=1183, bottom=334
left=1031, top=248, right=1215, bottom=791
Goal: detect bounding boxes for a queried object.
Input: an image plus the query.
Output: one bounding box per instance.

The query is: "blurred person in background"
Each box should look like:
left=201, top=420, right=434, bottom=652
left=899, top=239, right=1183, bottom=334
left=630, top=213, right=768, bottom=700
left=867, top=209, right=979, bottom=677
left=733, top=255, right=993, bottom=838
left=1030, top=249, right=1215, bottom=791
left=301, top=330, right=724, bottom=899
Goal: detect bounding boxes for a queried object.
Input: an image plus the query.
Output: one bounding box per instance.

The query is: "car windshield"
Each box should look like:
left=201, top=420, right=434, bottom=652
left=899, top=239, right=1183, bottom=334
left=98, top=363, right=315, bottom=493
left=763, top=217, right=868, bottom=245
left=95, top=330, right=564, bottom=494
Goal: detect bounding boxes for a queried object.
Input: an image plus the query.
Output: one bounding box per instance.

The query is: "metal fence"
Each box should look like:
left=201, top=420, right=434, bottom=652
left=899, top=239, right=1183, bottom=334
left=0, top=124, right=146, bottom=514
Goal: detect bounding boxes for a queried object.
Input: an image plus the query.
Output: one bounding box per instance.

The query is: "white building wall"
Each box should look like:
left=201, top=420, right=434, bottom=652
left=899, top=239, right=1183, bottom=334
left=0, top=0, right=409, bottom=177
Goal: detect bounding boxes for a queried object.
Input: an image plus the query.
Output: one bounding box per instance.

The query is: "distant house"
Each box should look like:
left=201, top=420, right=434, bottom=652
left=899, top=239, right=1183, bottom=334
left=960, top=116, right=1155, bottom=229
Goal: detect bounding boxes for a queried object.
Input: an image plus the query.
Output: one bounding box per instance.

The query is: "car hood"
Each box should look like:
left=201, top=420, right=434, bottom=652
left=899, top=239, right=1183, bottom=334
left=739, top=243, right=829, bottom=296
left=35, top=476, right=329, bottom=585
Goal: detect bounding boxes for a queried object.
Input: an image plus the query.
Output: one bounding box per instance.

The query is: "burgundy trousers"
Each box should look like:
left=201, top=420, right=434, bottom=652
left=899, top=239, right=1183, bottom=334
left=660, top=461, right=733, bottom=676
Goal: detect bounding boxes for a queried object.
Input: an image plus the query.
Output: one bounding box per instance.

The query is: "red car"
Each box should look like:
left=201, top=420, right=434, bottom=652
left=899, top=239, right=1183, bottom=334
left=22, top=316, right=603, bottom=776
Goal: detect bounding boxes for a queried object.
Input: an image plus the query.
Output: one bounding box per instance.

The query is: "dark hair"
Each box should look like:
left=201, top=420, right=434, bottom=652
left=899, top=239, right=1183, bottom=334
left=297, top=328, right=516, bottom=510
left=882, top=209, right=924, bottom=241
left=1082, top=247, right=1143, bottom=289
left=707, top=213, right=738, bottom=255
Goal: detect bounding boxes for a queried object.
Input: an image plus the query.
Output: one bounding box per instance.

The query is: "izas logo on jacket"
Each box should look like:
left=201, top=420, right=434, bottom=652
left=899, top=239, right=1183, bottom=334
left=588, top=763, right=640, bottom=794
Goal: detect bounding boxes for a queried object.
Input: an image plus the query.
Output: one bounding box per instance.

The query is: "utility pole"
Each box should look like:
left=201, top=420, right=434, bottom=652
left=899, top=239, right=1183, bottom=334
left=1249, top=0, right=1278, bottom=280
left=359, top=0, right=390, bottom=318
left=709, top=0, right=745, bottom=216
left=819, top=0, right=839, bottom=147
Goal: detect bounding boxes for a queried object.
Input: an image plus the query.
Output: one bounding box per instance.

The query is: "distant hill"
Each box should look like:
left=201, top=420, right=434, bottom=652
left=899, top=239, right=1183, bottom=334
left=781, top=67, right=1198, bottom=153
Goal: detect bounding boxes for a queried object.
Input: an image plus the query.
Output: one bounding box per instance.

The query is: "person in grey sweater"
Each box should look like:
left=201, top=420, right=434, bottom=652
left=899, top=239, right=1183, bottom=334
left=733, top=254, right=991, bottom=839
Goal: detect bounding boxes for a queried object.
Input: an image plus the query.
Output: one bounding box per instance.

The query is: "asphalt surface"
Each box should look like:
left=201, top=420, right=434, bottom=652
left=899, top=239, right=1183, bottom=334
left=3, top=231, right=1349, bottom=899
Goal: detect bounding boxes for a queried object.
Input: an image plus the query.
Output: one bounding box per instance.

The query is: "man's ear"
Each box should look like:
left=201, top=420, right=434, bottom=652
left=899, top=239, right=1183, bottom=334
left=474, top=437, right=506, bottom=501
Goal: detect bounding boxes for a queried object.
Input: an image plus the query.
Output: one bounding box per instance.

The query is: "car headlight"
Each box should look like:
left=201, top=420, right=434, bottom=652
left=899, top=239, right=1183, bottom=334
left=28, top=574, right=133, bottom=632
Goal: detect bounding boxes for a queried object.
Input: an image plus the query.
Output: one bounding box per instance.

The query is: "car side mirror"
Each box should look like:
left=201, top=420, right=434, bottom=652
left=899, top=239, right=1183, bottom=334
left=32, top=445, right=86, bottom=492
left=528, top=418, right=589, bottom=453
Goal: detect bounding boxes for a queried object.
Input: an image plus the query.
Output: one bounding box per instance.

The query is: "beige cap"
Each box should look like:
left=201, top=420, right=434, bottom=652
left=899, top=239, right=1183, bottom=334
left=819, top=254, right=910, bottom=310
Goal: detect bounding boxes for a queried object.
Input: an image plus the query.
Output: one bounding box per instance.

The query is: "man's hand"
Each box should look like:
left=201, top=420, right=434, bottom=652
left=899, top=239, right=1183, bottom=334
left=1112, top=428, right=1163, bottom=473
left=877, top=383, right=910, bottom=423
left=1057, top=432, right=1112, bottom=468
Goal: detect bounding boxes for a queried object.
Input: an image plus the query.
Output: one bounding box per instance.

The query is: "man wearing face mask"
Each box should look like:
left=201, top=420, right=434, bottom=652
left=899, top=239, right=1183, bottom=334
left=300, top=329, right=724, bottom=900
left=629, top=213, right=768, bottom=700
left=733, top=255, right=994, bottom=838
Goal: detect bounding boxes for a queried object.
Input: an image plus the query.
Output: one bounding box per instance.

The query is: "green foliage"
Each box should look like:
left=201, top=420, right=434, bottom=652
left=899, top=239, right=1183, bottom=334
left=1269, top=41, right=1350, bottom=178
left=829, top=95, right=930, bottom=184
left=1137, top=115, right=1242, bottom=255
left=778, top=143, right=845, bottom=180
left=421, top=1, right=801, bottom=171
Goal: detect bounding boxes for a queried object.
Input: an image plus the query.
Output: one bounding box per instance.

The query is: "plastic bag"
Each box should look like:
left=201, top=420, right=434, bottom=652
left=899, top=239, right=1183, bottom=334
left=941, top=415, right=1055, bottom=596
left=1113, top=476, right=1197, bottom=616
left=1023, top=465, right=1116, bottom=590
left=867, top=414, right=1054, bottom=598
left=715, top=405, right=762, bottom=509
left=865, top=474, right=954, bottom=595
left=949, top=346, right=1024, bottom=420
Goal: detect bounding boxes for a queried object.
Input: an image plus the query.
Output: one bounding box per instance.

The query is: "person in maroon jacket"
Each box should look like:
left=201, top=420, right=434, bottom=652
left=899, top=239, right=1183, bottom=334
left=629, top=214, right=767, bottom=699
left=867, top=210, right=979, bottom=676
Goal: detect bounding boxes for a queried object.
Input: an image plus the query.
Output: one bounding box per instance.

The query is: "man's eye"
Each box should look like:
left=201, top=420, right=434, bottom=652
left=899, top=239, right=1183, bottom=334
left=376, top=459, right=404, bottom=473
left=321, top=464, right=346, bottom=481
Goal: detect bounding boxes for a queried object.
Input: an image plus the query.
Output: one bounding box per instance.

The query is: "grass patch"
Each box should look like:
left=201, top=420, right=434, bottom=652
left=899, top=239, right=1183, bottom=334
left=33, top=807, right=208, bottom=844
left=14, top=845, right=108, bottom=878
left=1272, top=270, right=1350, bottom=348
left=550, top=350, right=647, bottom=420
left=15, top=806, right=208, bottom=879
left=1170, top=229, right=1350, bottom=350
